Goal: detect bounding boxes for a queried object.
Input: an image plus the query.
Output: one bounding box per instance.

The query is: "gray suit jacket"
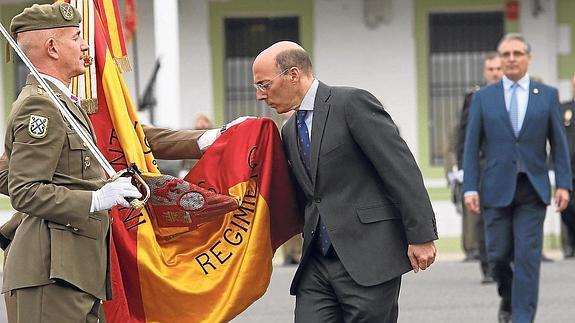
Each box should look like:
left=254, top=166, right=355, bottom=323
left=281, top=82, right=438, bottom=294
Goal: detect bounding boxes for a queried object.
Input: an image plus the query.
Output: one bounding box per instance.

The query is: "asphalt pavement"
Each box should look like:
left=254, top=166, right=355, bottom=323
left=0, top=257, right=573, bottom=322
left=232, top=257, right=575, bottom=323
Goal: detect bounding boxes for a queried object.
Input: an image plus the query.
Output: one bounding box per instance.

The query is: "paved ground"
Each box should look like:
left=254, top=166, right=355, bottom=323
left=0, top=203, right=572, bottom=322
left=231, top=257, right=575, bottom=323
left=0, top=257, right=572, bottom=322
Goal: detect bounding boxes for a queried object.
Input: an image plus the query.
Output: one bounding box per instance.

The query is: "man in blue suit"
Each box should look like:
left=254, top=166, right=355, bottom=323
left=463, top=33, right=572, bottom=323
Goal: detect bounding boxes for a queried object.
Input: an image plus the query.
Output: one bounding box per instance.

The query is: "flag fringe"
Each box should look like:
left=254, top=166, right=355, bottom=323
left=113, top=56, right=132, bottom=73
left=4, top=42, right=12, bottom=63
left=81, top=98, right=99, bottom=114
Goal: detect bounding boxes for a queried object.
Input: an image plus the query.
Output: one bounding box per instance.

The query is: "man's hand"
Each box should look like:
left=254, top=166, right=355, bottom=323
left=464, top=194, right=480, bottom=214
left=407, top=241, right=436, bottom=273
left=554, top=188, right=570, bottom=212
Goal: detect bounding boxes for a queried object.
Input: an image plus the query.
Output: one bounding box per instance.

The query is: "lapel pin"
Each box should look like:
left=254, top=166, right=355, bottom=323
left=533, top=88, right=539, bottom=94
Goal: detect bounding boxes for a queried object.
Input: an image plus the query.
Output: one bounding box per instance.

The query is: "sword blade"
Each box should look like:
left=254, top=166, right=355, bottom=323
left=0, top=22, right=116, bottom=177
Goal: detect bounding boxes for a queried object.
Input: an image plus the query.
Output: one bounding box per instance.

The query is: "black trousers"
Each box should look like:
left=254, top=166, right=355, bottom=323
left=560, top=187, right=575, bottom=250
left=295, top=249, right=401, bottom=323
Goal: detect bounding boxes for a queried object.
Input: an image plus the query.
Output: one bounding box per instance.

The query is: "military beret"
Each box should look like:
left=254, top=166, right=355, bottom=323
left=10, top=2, right=81, bottom=35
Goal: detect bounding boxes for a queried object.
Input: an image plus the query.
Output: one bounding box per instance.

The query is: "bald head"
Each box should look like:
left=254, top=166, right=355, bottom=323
left=254, top=41, right=313, bottom=76
left=15, top=26, right=88, bottom=85
left=16, top=28, right=76, bottom=77
left=252, top=41, right=314, bottom=114
left=17, top=29, right=56, bottom=58
left=259, top=41, right=304, bottom=57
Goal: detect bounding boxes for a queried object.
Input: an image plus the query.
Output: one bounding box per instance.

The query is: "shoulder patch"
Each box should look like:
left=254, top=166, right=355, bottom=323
left=28, top=115, right=49, bottom=138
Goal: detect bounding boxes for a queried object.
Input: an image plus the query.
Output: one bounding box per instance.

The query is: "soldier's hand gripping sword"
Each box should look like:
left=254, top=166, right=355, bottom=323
left=0, top=22, right=150, bottom=210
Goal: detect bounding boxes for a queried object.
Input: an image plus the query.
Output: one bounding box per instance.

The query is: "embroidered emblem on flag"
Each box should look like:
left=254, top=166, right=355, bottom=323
left=28, top=115, right=48, bottom=139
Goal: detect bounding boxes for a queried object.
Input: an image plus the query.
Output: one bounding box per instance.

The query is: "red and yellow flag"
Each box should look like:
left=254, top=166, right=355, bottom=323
left=69, top=0, right=301, bottom=322
left=93, top=0, right=132, bottom=72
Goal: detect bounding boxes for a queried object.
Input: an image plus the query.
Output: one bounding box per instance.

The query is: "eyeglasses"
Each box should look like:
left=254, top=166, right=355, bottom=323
left=499, top=50, right=527, bottom=59
left=253, top=67, right=292, bottom=92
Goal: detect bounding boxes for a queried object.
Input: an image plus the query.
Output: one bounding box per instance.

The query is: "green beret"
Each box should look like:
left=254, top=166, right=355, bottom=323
left=10, top=2, right=82, bottom=35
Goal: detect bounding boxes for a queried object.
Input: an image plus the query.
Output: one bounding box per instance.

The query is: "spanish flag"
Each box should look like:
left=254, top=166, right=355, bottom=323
left=68, top=0, right=301, bottom=322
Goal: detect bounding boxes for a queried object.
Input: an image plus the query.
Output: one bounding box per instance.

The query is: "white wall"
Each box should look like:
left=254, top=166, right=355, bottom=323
left=520, top=0, right=558, bottom=87
left=153, top=0, right=181, bottom=127
left=124, top=0, right=213, bottom=129
left=178, top=0, right=214, bottom=129
left=123, top=0, right=156, bottom=125
left=314, top=0, right=419, bottom=158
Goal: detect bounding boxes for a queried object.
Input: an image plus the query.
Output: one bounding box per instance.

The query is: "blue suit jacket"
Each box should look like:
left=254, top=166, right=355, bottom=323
left=463, top=80, right=572, bottom=207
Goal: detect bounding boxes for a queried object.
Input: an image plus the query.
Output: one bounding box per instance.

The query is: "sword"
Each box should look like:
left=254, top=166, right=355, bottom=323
left=0, top=23, right=149, bottom=210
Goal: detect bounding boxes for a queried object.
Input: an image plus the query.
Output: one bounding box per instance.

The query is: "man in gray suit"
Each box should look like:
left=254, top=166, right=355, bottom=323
left=252, top=41, right=438, bottom=322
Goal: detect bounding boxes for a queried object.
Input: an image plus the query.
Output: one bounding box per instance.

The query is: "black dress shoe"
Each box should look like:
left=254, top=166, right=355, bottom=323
left=498, top=300, right=511, bottom=323
left=463, top=253, right=479, bottom=262
left=541, top=254, right=554, bottom=262
left=498, top=310, right=511, bottom=323
left=283, top=257, right=300, bottom=266
left=481, top=275, right=495, bottom=284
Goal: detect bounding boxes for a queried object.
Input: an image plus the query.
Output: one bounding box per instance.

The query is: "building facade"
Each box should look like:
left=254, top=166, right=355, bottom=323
left=1, top=1, right=574, bottom=235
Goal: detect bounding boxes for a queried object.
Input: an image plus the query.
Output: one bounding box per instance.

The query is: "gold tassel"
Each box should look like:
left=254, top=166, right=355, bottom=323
left=5, top=41, right=12, bottom=63
left=80, top=98, right=99, bottom=114
left=113, top=56, right=132, bottom=73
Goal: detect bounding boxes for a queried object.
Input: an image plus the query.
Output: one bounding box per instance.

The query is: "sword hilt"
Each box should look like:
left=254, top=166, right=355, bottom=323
left=109, top=164, right=150, bottom=210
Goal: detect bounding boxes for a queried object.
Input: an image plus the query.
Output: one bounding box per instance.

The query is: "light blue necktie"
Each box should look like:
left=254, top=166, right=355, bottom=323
left=509, top=83, right=519, bottom=136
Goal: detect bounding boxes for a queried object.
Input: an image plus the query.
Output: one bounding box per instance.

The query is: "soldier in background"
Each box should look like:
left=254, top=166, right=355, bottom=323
left=455, top=52, right=502, bottom=283
left=560, top=73, right=575, bottom=259
left=194, top=113, right=214, bottom=130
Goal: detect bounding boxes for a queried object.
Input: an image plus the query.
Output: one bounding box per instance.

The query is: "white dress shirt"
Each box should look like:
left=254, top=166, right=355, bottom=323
left=40, top=73, right=75, bottom=101
left=297, top=79, right=319, bottom=140
left=502, top=73, right=530, bottom=132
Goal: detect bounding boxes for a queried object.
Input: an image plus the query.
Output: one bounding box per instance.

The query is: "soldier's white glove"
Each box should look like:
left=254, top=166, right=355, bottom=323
left=225, top=116, right=254, bottom=129
left=197, top=116, right=256, bottom=151
left=90, top=177, right=142, bottom=212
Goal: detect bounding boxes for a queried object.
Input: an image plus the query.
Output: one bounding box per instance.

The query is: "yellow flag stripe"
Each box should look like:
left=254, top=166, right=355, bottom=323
left=101, top=51, right=158, bottom=174
left=101, top=0, right=123, bottom=58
